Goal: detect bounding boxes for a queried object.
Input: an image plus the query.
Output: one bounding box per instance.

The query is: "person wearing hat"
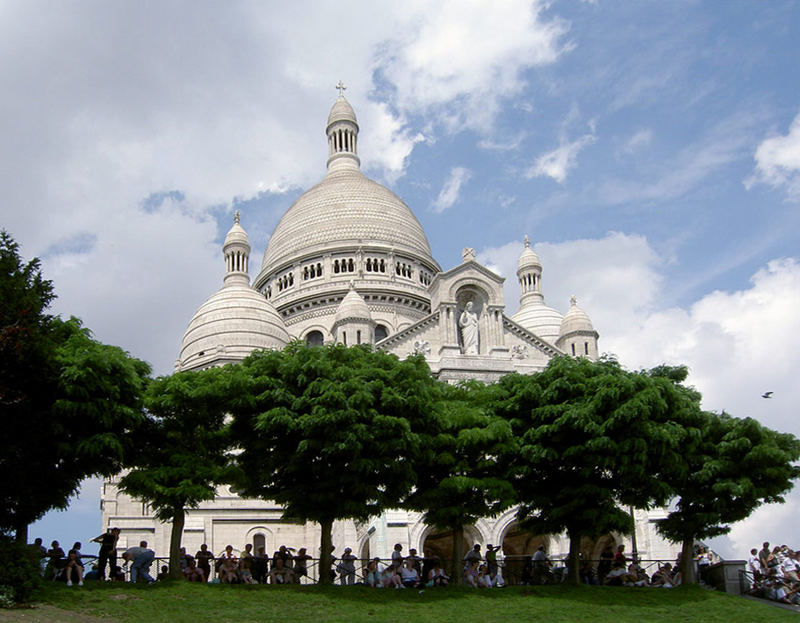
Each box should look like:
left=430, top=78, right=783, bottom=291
left=338, top=547, right=357, bottom=585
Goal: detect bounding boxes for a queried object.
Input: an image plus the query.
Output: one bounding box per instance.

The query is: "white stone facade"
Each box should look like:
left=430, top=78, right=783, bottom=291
left=102, top=92, right=676, bottom=575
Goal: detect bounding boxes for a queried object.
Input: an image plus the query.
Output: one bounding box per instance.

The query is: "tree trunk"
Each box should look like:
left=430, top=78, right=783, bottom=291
left=318, top=518, right=333, bottom=585
left=680, top=537, right=696, bottom=584
left=566, top=528, right=582, bottom=585
left=451, top=524, right=464, bottom=585
left=168, top=508, right=185, bottom=579
left=14, top=520, right=28, bottom=544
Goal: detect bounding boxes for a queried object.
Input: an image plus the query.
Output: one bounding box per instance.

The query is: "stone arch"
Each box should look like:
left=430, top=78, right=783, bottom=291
left=303, top=327, right=326, bottom=346
left=498, top=520, right=553, bottom=585
left=245, top=526, right=274, bottom=556
left=418, top=524, right=485, bottom=566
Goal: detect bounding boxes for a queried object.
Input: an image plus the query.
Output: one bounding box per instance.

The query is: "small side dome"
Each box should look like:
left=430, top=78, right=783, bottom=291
left=518, top=235, right=541, bottom=271
left=334, top=285, right=372, bottom=324
left=559, top=296, right=595, bottom=336
left=512, top=303, right=564, bottom=342
left=178, top=286, right=290, bottom=371
left=327, top=94, right=358, bottom=127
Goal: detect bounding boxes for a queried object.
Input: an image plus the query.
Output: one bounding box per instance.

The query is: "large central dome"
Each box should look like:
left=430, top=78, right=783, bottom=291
left=261, top=167, right=435, bottom=271
left=260, top=93, right=436, bottom=274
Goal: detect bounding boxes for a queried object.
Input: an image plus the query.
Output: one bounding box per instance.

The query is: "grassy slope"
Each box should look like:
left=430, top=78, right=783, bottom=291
left=8, top=582, right=798, bottom=623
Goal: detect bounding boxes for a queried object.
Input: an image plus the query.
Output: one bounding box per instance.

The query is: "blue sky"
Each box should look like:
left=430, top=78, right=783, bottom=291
left=2, top=0, right=798, bottom=558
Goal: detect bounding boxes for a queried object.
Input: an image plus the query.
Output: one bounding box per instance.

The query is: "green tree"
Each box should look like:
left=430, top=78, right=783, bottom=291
left=0, top=231, right=150, bottom=540
left=230, top=342, right=440, bottom=584
left=492, top=356, right=701, bottom=584
left=119, top=367, right=235, bottom=578
left=657, top=411, right=800, bottom=583
left=404, top=381, right=516, bottom=583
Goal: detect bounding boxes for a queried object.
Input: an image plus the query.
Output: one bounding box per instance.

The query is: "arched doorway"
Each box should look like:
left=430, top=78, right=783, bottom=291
left=420, top=525, right=482, bottom=575
left=499, top=523, right=551, bottom=585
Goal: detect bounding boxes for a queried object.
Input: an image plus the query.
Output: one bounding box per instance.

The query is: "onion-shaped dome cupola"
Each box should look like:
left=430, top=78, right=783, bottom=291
left=332, top=282, right=374, bottom=346
left=177, top=212, right=290, bottom=371
left=511, top=235, right=563, bottom=343
left=556, top=296, right=599, bottom=360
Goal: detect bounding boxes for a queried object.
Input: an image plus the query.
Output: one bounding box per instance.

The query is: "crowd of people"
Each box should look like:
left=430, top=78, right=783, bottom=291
left=746, top=541, right=800, bottom=606
left=29, top=530, right=735, bottom=592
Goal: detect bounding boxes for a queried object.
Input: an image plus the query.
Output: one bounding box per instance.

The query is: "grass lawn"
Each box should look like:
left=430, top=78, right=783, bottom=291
left=2, top=581, right=797, bottom=623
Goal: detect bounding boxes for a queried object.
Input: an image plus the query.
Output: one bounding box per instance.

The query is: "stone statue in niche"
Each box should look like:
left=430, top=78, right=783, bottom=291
left=459, top=301, right=479, bottom=355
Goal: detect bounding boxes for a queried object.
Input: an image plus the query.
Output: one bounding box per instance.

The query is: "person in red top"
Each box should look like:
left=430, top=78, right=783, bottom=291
left=613, top=544, right=628, bottom=566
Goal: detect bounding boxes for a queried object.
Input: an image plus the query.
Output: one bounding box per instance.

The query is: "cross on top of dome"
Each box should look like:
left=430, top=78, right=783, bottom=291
left=336, top=80, right=347, bottom=96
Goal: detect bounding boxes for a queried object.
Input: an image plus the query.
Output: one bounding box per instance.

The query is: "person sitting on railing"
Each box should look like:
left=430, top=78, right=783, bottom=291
left=293, top=547, right=310, bottom=583
left=217, top=545, right=238, bottom=584
left=268, top=557, right=295, bottom=584
left=45, top=540, right=65, bottom=580
left=238, top=545, right=257, bottom=584
left=426, top=560, right=449, bottom=587
left=363, top=558, right=381, bottom=587
left=183, top=557, right=205, bottom=583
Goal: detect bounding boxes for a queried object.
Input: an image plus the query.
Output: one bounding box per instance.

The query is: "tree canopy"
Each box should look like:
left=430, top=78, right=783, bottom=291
left=0, top=231, right=150, bottom=539
left=491, top=356, right=703, bottom=583
left=120, top=367, right=235, bottom=577
left=657, top=410, right=800, bottom=582
left=230, top=342, right=440, bottom=583
left=404, top=380, right=516, bottom=581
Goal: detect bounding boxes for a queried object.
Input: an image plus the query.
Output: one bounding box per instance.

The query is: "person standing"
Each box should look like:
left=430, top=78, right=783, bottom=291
left=485, top=544, right=501, bottom=581
left=195, top=544, right=213, bottom=582
left=92, top=527, right=120, bottom=581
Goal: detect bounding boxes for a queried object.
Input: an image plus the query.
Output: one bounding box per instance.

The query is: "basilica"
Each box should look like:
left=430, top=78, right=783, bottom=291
left=101, top=92, right=676, bottom=576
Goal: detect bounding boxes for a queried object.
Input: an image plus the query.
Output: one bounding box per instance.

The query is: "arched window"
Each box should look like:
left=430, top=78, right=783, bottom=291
left=305, top=330, right=324, bottom=346
left=253, top=533, right=266, bottom=555
left=375, top=325, right=388, bottom=341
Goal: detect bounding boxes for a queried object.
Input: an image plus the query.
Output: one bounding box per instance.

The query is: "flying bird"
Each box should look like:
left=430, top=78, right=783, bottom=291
left=762, top=391, right=773, bottom=399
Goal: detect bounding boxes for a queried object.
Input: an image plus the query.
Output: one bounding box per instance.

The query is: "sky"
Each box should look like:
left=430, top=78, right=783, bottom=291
left=3, top=0, right=799, bottom=560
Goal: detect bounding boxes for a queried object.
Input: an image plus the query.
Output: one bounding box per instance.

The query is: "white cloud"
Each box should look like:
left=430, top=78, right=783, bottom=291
left=432, top=167, right=472, bottom=213
left=377, top=0, right=570, bottom=133
left=526, top=133, right=596, bottom=183
left=747, top=109, right=800, bottom=201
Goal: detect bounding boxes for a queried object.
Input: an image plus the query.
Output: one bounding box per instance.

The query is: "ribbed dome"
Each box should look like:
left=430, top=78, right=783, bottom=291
left=327, top=95, right=357, bottom=127
left=261, top=168, right=436, bottom=271
left=179, top=284, right=289, bottom=370
left=334, top=287, right=372, bottom=324
left=560, top=297, right=595, bottom=336
left=512, top=302, right=564, bottom=342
